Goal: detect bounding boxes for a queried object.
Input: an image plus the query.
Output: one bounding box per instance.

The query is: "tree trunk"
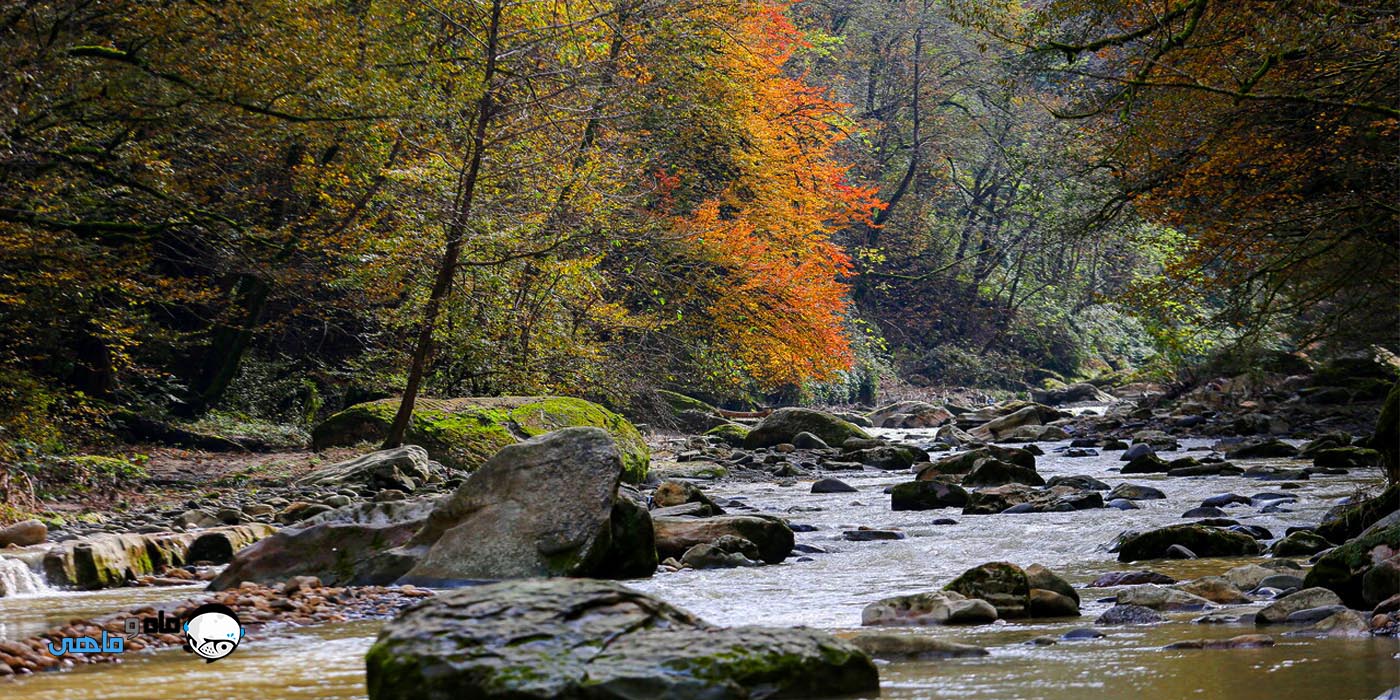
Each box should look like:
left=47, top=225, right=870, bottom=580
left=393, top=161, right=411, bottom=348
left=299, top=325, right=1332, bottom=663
left=383, top=0, right=504, bottom=449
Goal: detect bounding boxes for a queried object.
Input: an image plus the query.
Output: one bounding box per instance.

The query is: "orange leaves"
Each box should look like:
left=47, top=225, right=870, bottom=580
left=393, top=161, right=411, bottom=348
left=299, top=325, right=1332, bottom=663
left=650, top=1, right=880, bottom=389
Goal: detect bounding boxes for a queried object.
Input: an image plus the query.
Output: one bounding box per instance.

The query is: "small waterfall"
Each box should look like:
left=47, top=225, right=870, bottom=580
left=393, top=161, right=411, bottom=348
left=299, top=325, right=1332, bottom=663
left=0, top=556, right=48, bottom=597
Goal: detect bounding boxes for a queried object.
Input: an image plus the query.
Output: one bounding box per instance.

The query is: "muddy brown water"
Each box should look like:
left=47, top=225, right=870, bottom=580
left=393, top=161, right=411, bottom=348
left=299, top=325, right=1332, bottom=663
left=3, top=435, right=1398, bottom=699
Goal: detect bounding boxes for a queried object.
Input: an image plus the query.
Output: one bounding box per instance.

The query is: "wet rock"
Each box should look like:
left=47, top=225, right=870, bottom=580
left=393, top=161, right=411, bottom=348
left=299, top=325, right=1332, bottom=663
left=1029, top=589, right=1081, bottom=617
left=1166, top=544, right=1197, bottom=559
left=790, top=431, right=830, bottom=450
left=365, top=579, right=879, bottom=700
left=1225, top=438, right=1299, bottom=459
left=277, top=502, right=335, bottom=525
left=1062, top=627, right=1105, bottom=639
left=1318, top=485, right=1399, bottom=543
left=1163, top=634, right=1274, bottom=650
left=1047, top=475, right=1110, bottom=491
left=1182, top=506, right=1227, bottom=518
left=44, top=525, right=274, bottom=590
left=211, top=499, right=437, bottom=589
left=917, top=445, right=1036, bottom=478
left=681, top=536, right=763, bottom=569
left=1089, top=570, right=1176, bottom=587
left=1116, top=524, right=1260, bottom=562
left=1283, top=605, right=1349, bottom=625
left=1288, top=609, right=1372, bottom=637
left=962, top=460, right=1046, bottom=488
left=1194, top=612, right=1247, bottom=624
left=945, top=561, right=1031, bottom=618
left=1176, top=577, right=1250, bottom=604
left=890, top=481, right=969, bottom=511
left=1167, top=463, right=1244, bottom=477
left=653, top=480, right=723, bottom=516
left=1312, top=447, right=1381, bottom=470
left=1117, top=584, right=1213, bottom=611
left=1122, top=453, right=1172, bottom=474
left=1258, top=573, right=1305, bottom=591
left=1121, top=443, right=1155, bottom=461
left=811, top=478, right=857, bottom=494
left=1303, top=524, right=1400, bottom=608
left=1062, top=448, right=1098, bottom=458
left=654, top=515, right=793, bottom=565
left=862, top=591, right=999, bottom=626
left=961, top=484, right=1038, bottom=515
left=846, top=633, right=988, bottom=659
left=1270, top=530, right=1333, bottom=557
left=1095, top=604, right=1163, bottom=625
left=845, top=445, right=919, bottom=471
left=866, top=401, right=953, bottom=429
left=0, top=519, right=46, bottom=547
left=1361, top=555, right=1400, bottom=609
left=843, top=528, right=905, bottom=542
left=1108, top=483, right=1166, bottom=501
left=1026, top=563, right=1079, bottom=604
left=1108, top=498, right=1140, bottom=510
left=1256, top=587, right=1344, bottom=625
left=297, top=445, right=436, bottom=493
left=744, top=408, right=871, bottom=450
left=1202, top=493, right=1250, bottom=508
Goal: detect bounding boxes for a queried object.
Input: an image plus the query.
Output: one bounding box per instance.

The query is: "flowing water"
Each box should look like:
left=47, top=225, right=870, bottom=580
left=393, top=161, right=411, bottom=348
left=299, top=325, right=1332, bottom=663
left=3, top=434, right=1398, bottom=699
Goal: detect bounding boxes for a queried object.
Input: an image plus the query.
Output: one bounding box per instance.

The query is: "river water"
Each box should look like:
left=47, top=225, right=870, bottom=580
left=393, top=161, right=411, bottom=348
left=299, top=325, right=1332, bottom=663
left=3, top=435, right=1397, bottom=699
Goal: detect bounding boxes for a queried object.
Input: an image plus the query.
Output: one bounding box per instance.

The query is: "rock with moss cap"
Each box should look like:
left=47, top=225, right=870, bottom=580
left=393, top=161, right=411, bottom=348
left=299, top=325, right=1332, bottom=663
left=1116, top=524, right=1261, bottom=562
left=945, top=561, right=1032, bottom=618
left=703, top=423, right=750, bottom=447
left=1302, top=524, right=1400, bottom=608
left=311, top=396, right=648, bottom=483
left=365, top=578, right=879, bottom=700
left=742, top=408, right=871, bottom=449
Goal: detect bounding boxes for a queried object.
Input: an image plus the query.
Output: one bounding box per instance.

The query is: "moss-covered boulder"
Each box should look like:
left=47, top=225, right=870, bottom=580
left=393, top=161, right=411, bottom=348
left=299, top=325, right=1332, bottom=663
left=1317, top=484, right=1399, bottom=543
left=40, top=525, right=275, bottom=590
left=742, top=408, right=871, bottom=449
left=311, top=396, right=649, bottom=483
left=945, top=562, right=1032, bottom=618
left=1302, top=524, right=1400, bottom=608
left=703, top=423, right=750, bottom=447
left=1116, top=525, right=1261, bottom=562
left=365, top=579, right=879, bottom=700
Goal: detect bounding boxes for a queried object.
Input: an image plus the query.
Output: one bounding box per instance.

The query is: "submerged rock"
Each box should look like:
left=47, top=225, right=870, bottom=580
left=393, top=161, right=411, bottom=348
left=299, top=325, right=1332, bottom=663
left=365, top=579, right=879, bottom=700
left=845, top=633, right=989, bottom=658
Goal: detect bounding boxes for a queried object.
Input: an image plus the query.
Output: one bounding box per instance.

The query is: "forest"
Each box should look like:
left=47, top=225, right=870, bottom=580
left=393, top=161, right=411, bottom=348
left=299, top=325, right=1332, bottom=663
left=0, top=2, right=1397, bottom=698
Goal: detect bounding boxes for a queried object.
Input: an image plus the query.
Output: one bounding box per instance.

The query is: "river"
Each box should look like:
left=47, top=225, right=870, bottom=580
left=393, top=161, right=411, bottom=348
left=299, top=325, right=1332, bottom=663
left=3, top=435, right=1397, bottom=699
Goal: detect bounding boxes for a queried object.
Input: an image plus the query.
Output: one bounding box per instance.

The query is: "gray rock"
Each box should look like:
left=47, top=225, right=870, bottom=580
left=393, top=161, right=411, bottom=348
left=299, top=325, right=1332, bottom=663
left=811, top=478, right=857, bottom=494
left=1256, top=587, right=1344, bottom=625
left=847, top=633, right=988, bottom=658
left=297, top=445, right=436, bottom=492
left=399, top=427, right=625, bottom=584
left=1117, top=584, right=1213, bottom=611
left=862, top=591, right=999, bottom=626
left=1095, top=604, right=1163, bottom=625
left=654, top=515, right=793, bottom=564
left=1109, top=483, right=1166, bottom=501
left=365, top=579, right=879, bottom=700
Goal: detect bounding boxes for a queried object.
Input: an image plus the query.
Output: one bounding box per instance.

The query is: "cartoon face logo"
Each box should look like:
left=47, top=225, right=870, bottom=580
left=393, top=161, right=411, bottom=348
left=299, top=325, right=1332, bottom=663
left=182, top=603, right=245, bottom=663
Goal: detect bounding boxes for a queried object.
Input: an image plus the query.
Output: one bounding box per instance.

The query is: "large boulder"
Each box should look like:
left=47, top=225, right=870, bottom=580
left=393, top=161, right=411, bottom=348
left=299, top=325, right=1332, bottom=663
left=209, top=499, right=438, bottom=589
left=1224, top=438, right=1298, bottom=460
left=296, top=445, right=438, bottom=492
left=1374, top=380, right=1399, bottom=484
left=653, top=515, right=793, bottom=565
left=1032, top=382, right=1114, bottom=406
left=1317, top=485, right=1398, bottom=543
left=968, top=406, right=1044, bottom=441
left=945, top=562, right=1031, bottom=618
left=312, top=396, right=649, bottom=482
left=1302, top=524, right=1400, bottom=608
left=397, top=427, right=631, bottom=585
left=743, top=408, right=871, bottom=449
left=365, top=579, right=879, bottom=700
left=1255, top=587, right=1344, bottom=625
left=1116, top=584, right=1213, bottom=611
left=955, top=401, right=1063, bottom=430
left=1116, top=525, right=1260, bottom=562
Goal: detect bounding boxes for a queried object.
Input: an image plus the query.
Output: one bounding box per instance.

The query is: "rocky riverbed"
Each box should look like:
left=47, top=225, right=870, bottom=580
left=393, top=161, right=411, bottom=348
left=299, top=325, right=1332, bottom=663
left=1, top=367, right=1397, bottom=698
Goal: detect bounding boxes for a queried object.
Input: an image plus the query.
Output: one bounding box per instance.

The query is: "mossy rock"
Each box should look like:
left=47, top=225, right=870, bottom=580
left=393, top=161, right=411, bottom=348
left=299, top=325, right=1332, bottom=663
left=1116, top=525, right=1260, bottom=562
left=312, top=396, right=648, bottom=483
left=704, top=423, right=750, bottom=447
left=657, top=389, right=718, bottom=415
left=944, top=562, right=1031, bottom=618
left=1303, top=524, right=1400, bottom=608
left=1317, top=484, right=1399, bottom=543
left=742, top=408, right=871, bottom=449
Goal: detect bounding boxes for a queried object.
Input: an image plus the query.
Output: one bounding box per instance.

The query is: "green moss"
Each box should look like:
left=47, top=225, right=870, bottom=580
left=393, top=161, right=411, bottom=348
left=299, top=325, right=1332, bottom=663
left=657, top=390, right=717, bottom=415
left=704, top=423, right=749, bottom=447
left=1303, top=524, right=1400, bottom=608
left=312, top=396, right=649, bottom=481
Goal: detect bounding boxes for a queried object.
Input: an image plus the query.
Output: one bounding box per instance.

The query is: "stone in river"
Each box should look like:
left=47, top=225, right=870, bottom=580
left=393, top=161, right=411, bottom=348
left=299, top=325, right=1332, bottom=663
left=1095, top=604, right=1163, bottom=625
